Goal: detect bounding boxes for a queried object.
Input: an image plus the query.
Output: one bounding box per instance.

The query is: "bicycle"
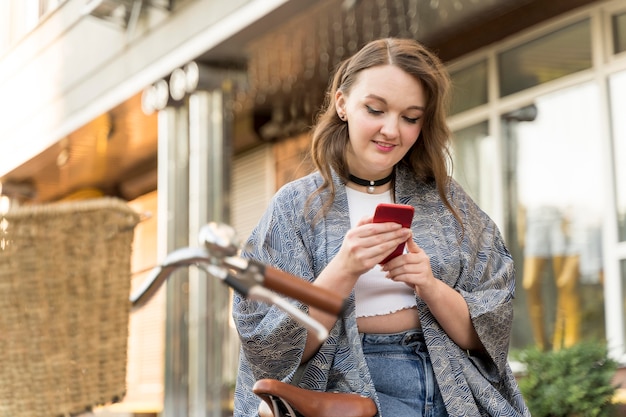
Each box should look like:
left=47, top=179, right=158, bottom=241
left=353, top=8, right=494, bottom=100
left=131, top=222, right=376, bottom=417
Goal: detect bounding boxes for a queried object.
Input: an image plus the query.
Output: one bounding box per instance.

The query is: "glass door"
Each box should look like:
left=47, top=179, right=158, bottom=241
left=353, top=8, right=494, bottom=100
left=502, top=82, right=607, bottom=351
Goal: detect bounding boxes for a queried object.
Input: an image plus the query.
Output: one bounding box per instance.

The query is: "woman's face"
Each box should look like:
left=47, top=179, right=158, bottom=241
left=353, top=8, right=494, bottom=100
left=335, top=64, right=426, bottom=180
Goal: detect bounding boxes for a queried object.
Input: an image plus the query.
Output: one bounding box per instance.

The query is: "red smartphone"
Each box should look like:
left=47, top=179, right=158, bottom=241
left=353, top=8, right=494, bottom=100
left=373, top=203, right=414, bottom=264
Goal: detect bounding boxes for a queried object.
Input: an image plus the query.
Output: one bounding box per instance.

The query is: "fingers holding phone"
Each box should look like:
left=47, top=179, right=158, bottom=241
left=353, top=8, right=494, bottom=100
left=332, top=218, right=405, bottom=276
left=373, top=203, right=414, bottom=264
left=382, top=238, right=440, bottom=298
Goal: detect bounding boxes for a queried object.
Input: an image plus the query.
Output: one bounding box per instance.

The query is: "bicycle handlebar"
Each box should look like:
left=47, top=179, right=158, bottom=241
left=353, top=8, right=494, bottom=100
left=129, top=222, right=348, bottom=342
left=130, top=247, right=209, bottom=309
left=244, top=260, right=346, bottom=316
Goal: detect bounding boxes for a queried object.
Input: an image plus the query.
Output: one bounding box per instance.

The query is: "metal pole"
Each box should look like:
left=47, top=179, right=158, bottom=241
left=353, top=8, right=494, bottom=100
left=158, top=104, right=190, bottom=417
left=188, top=73, right=235, bottom=417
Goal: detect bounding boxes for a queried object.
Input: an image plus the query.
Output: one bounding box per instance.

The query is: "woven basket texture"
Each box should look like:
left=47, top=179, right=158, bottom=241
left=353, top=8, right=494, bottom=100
left=0, top=198, right=139, bottom=417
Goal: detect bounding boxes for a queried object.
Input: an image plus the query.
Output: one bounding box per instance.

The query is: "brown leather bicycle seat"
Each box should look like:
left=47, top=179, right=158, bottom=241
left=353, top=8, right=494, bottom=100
left=253, top=378, right=377, bottom=417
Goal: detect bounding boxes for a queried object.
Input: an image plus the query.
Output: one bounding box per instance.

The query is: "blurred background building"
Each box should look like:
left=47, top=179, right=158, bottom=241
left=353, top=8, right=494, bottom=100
left=1, top=0, right=625, bottom=416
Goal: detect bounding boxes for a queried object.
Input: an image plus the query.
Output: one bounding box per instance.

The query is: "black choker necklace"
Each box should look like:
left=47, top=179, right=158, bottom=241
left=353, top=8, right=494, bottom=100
left=349, top=172, right=394, bottom=194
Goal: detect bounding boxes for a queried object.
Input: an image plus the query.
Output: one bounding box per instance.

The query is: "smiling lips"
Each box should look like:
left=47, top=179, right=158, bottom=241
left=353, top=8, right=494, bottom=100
left=373, top=141, right=395, bottom=152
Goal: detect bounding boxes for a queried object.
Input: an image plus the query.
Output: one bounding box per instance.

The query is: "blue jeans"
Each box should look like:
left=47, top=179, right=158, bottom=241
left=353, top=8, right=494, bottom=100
left=361, top=330, right=448, bottom=417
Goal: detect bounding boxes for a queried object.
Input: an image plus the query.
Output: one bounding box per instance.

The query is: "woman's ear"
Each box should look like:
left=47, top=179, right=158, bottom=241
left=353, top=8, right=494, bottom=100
left=335, top=90, right=346, bottom=119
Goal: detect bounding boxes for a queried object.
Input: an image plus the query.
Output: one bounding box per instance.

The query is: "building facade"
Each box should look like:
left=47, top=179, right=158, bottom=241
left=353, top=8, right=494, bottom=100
left=1, top=0, right=625, bottom=415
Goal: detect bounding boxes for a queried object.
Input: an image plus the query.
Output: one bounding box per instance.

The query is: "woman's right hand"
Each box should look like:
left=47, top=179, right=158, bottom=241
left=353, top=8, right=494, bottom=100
left=323, top=216, right=413, bottom=290
left=301, top=217, right=412, bottom=361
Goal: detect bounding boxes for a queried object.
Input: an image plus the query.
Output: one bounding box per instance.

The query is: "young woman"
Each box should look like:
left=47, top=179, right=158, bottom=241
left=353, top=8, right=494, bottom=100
left=232, top=38, right=530, bottom=417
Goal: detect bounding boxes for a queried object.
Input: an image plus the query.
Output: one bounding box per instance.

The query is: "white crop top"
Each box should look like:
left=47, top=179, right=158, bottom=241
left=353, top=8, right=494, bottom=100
left=345, top=187, right=417, bottom=318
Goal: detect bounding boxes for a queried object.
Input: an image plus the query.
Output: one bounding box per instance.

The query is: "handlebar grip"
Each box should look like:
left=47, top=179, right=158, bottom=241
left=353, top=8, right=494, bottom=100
left=259, top=263, right=346, bottom=316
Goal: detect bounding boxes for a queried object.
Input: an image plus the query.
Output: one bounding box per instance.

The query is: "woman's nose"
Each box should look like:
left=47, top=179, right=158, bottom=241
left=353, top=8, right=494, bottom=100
left=380, top=116, right=400, bottom=139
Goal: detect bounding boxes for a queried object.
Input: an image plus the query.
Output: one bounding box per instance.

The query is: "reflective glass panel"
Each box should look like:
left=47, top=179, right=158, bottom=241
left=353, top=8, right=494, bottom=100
left=613, top=11, right=626, bottom=54
left=451, top=122, right=497, bottom=217
left=498, top=19, right=592, bottom=97
left=609, top=70, right=626, bottom=241
left=39, top=0, right=66, bottom=17
left=450, top=60, right=488, bottom=115
left=502, top=83, right=606, bottom=350
left=622, top=259, right=626, bottom=345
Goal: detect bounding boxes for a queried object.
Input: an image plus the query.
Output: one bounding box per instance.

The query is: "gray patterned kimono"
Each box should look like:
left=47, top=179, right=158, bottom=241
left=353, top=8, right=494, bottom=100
left=232, top=164, right=530, bottom=417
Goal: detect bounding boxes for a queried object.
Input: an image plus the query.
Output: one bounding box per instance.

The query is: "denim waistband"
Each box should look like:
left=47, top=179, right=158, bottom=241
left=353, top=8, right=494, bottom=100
left=360, top=328, right=425, bottom=347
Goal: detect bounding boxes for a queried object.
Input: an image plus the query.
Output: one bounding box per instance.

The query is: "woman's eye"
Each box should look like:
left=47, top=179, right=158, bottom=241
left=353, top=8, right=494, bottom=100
left=403, top=116, right=420, bottom=124
left=365, top=105, right=382, bottom=115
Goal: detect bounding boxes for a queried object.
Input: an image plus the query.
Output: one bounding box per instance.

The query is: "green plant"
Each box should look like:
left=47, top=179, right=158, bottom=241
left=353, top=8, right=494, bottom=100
left=514, top=342, right=619, bottom=417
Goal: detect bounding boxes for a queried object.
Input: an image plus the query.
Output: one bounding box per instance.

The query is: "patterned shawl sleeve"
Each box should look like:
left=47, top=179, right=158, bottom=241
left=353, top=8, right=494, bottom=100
left=447, top=178, right=516, bottom=373
left=434, top=178, right=529, bottom=417
left=396, top=168, right=529, bottom=416
left=232, top=175, right=321, bottom=382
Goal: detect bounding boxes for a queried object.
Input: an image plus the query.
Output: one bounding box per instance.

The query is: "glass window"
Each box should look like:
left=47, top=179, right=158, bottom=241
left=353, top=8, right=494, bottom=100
left=502, top=83, right=606, bottom=350
left=0, top=2, right=10, bottom=57
left=39, top=0, right=65, bottom=17
left=451, top=122, right=497, bottom=217
left=609, top=70, right=626, bottom=241
left=498, top=19, right=592, bottom=97
left=613, top=11, right=626, bottom=54
left=622, top=259, right=626, bottom=345
left=0, top=2, right=40, bottom=53
left=450, top=60, right=488, bottom=115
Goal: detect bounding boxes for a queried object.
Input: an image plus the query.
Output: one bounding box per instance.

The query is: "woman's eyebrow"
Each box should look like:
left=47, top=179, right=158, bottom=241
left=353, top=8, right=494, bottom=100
left=365, top=94, right=425, bottom=111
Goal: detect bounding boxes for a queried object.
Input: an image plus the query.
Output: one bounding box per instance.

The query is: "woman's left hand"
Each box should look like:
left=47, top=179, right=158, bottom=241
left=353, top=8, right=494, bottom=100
left=381, top=237, right=440, bottom=299
left=382, top=236, right=484, bottom=351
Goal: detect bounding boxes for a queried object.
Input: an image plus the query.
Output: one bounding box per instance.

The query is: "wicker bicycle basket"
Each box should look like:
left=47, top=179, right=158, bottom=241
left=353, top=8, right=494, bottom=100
left=0, top=198, right=139, bottom=417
